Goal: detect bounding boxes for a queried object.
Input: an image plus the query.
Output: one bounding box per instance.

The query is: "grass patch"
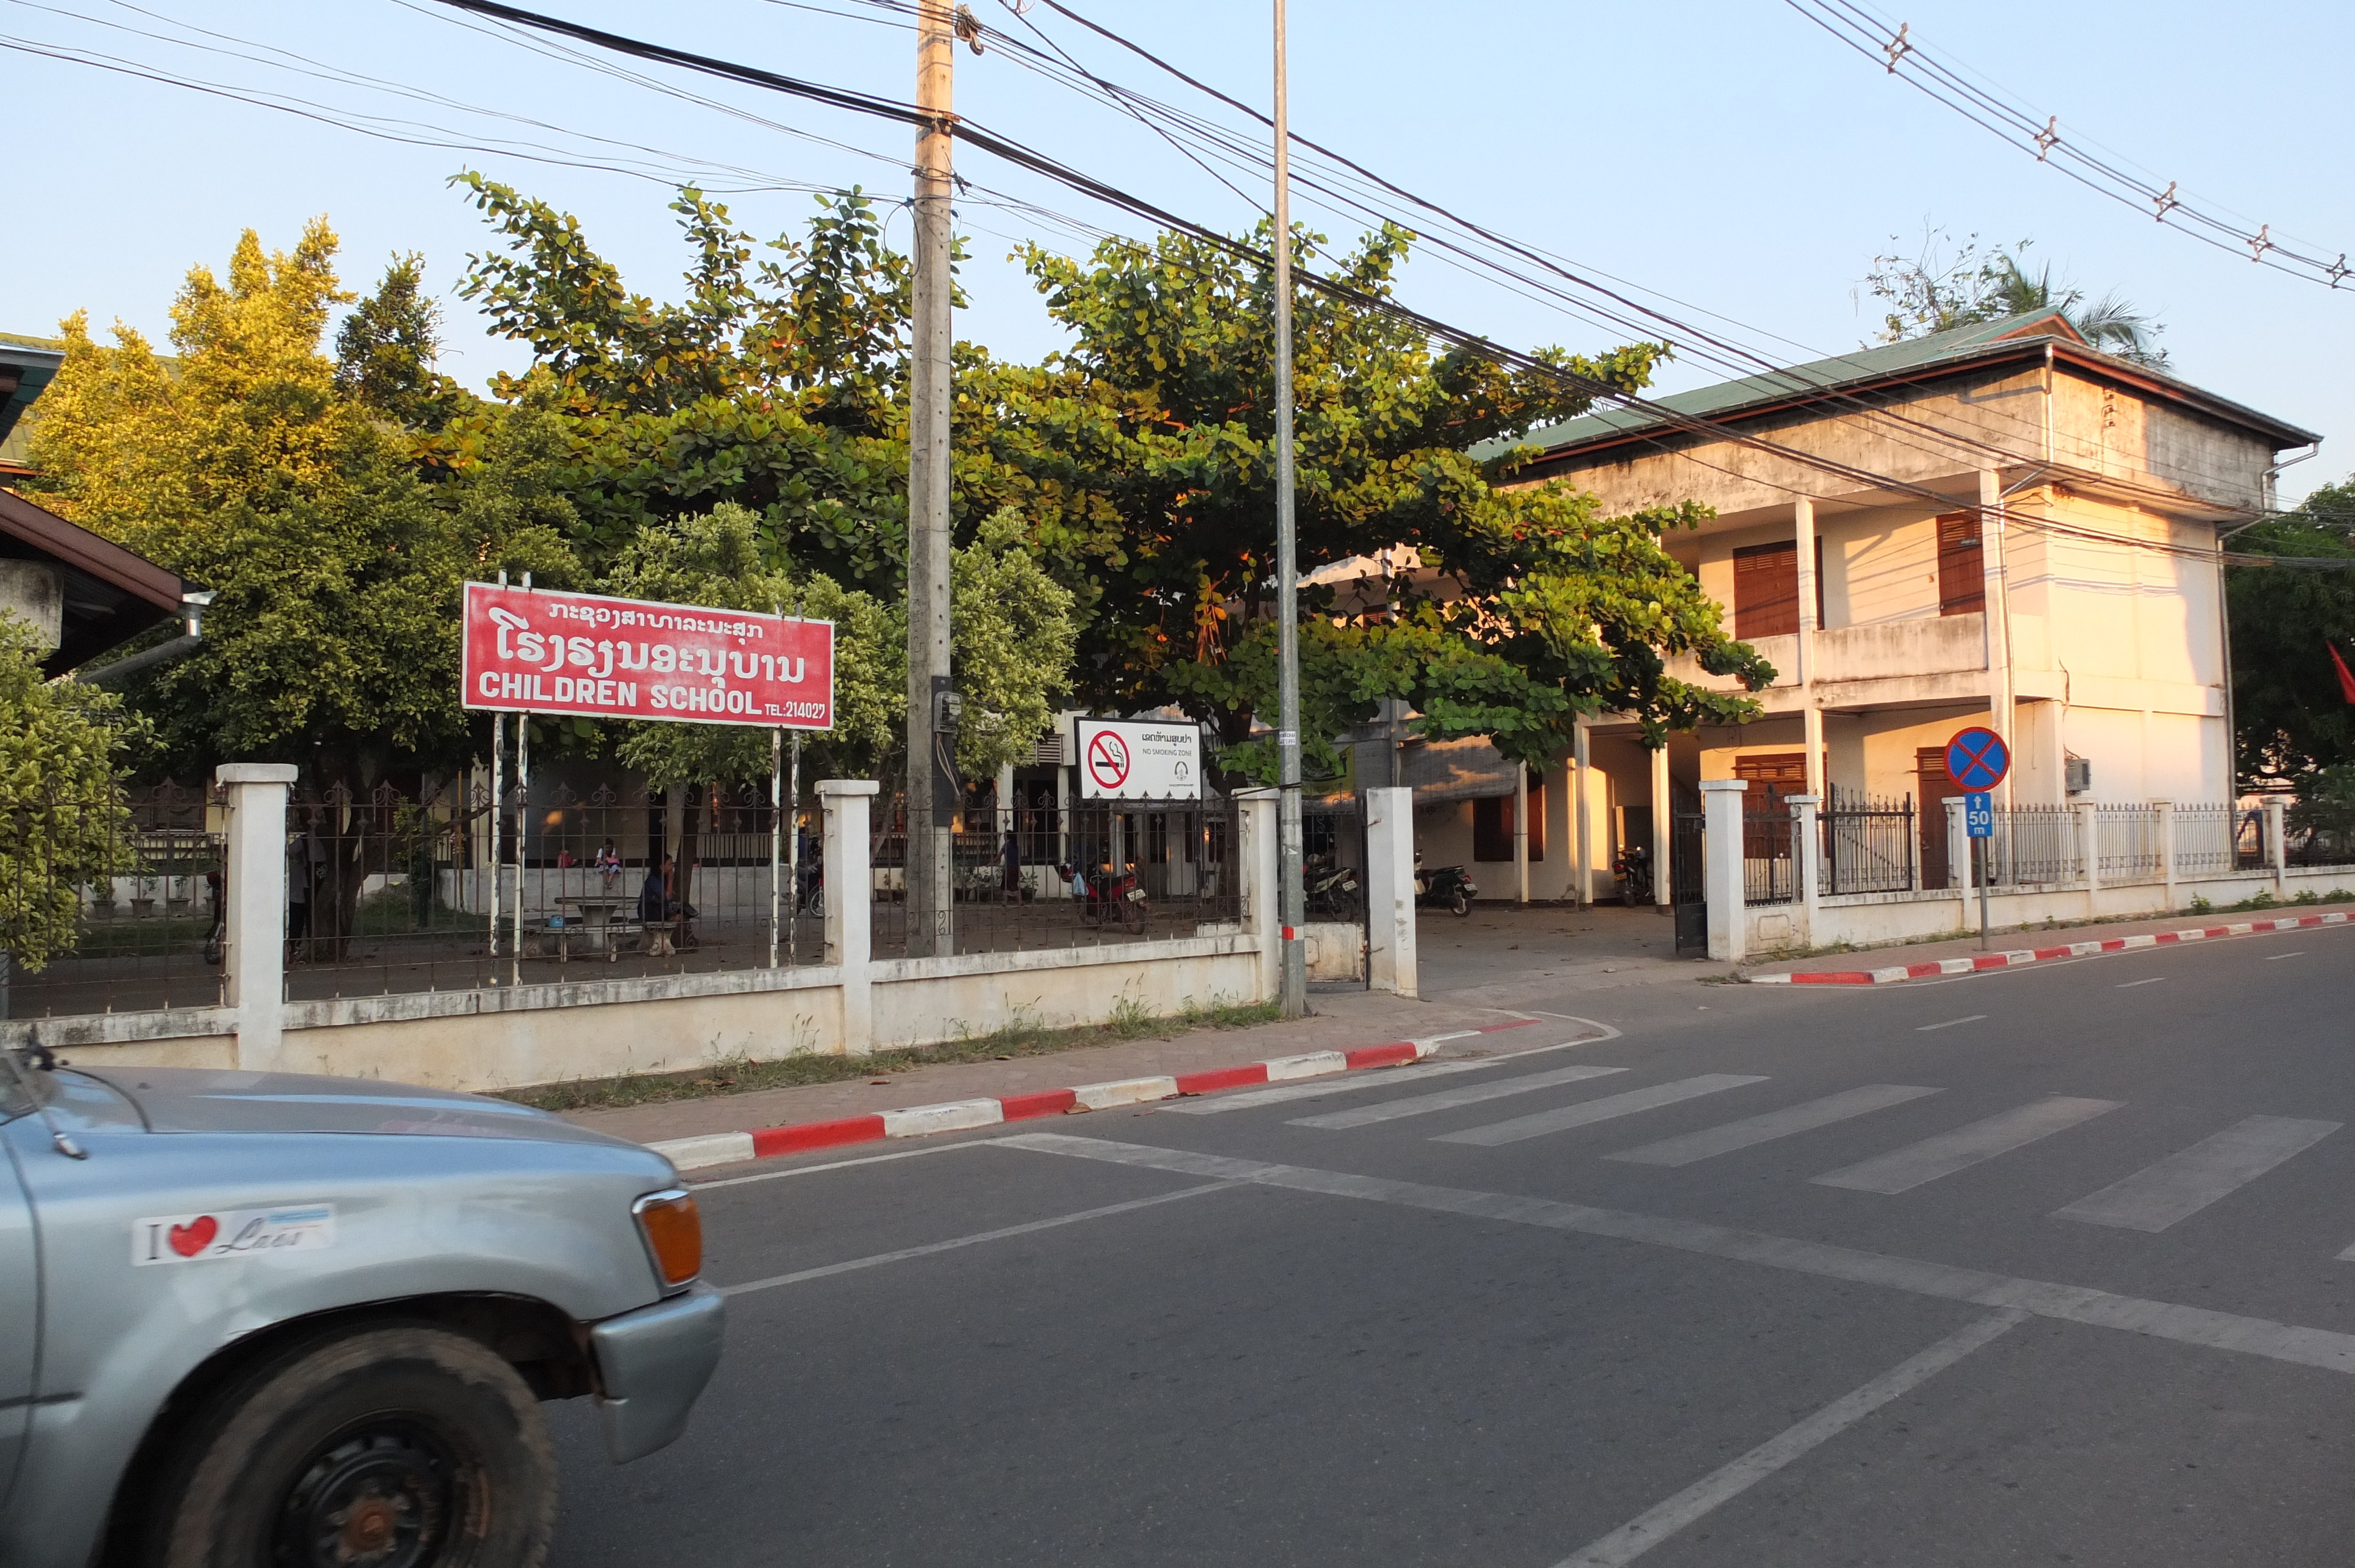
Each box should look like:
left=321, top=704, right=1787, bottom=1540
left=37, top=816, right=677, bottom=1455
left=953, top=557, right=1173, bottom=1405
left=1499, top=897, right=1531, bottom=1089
left=499, top=996, right=1285, bottom=1114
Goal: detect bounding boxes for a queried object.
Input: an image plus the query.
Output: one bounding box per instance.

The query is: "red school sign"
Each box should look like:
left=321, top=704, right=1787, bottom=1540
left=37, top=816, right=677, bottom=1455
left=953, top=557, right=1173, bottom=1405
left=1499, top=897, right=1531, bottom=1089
left=460, top=581, right=834, bottom=730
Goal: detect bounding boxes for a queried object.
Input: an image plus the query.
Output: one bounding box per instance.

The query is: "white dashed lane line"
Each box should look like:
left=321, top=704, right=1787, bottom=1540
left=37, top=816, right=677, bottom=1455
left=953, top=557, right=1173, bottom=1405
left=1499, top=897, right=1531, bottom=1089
left=1915, top=1015, right=1986, bottom=1031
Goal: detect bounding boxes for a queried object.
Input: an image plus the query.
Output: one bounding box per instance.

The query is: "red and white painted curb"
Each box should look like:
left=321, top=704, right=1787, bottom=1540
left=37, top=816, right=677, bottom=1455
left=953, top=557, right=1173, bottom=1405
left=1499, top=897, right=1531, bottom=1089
left=651, top=1019, right=1541, bottom=1171
left=1747, top=911, right=2351, bottom=987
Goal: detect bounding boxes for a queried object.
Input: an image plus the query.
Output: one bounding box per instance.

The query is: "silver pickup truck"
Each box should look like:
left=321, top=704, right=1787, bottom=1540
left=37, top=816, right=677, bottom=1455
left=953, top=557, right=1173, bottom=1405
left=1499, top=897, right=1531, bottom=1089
left=0, top=1047, right=725, bottom=1568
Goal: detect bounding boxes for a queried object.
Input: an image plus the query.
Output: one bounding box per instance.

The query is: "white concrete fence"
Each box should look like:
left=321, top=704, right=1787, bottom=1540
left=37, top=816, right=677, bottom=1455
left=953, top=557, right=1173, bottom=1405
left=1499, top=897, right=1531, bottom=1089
left=8, top=771, right=1421, bottom=1094
left=1703, top=780, right=2354, bottom=962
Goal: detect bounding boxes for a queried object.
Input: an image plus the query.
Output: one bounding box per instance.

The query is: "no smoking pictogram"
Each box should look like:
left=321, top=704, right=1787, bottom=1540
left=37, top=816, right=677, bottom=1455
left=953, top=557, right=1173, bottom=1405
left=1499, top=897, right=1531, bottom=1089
left=1086, top=730, right=1131, bottom=791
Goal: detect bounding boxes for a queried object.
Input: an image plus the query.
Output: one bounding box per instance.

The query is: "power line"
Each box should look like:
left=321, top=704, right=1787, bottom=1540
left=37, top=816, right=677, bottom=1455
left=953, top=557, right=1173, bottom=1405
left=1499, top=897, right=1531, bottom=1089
left=1783, top=0, right=2354, bottom=291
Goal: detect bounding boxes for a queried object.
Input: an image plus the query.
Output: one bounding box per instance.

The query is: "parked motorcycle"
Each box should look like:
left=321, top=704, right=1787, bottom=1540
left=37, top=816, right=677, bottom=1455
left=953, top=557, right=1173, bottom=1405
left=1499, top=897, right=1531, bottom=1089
left=1305, top=854, right=1361, bottom=918
left=1413, top=856, right=1477, bottom=917
left=1614, top=842, right=1654, bottom=906
left=1060, top=858, right=1149, bottom=933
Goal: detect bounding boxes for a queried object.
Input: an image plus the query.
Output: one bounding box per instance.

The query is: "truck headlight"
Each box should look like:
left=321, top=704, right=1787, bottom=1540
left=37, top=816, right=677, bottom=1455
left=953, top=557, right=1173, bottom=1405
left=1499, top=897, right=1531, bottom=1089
left=633, top=1190, right=704, bottom=1288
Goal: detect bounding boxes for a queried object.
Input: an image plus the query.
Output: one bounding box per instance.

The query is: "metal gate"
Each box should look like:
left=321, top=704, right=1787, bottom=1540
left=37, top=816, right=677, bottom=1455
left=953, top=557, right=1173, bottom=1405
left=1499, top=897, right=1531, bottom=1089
left=1672, top=810, right=1707, bottom=957
left=1301, top=797, right=1370, bottom=988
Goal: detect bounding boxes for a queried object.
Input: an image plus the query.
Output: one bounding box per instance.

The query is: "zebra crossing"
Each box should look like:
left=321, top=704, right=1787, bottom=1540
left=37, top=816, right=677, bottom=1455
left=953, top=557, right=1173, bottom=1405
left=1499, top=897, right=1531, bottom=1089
left=1269, top=1056, right=2350, bottom=1238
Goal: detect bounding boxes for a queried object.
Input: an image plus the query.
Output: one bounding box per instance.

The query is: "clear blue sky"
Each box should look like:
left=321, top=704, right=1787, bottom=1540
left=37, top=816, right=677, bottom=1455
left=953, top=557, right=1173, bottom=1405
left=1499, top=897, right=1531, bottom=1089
left=8, top=0, right=2349, bottom=498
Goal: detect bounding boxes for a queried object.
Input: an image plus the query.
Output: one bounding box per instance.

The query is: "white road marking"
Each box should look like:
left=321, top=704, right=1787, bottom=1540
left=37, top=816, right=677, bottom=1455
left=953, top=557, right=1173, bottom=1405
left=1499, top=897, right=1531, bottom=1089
left=1434, top=1075, right=1770, bottom=1147
left=690, top=1140, right=983, bottom=1190
left=1811, top=1097, right=2122, bottom=1194
left=1291, top=1064, right=1628, bottom=1130
left=1003, top=1132, right=2355, bottom=1376
left=2333, top=1241, right=2355, bottom=1263
left=1915, top=1015, right=1986, bottom=1032
left=2054, top=1116, right=2341, bottom=1232
left=718, top=1182, right=1236, bottom=1297
left=1165, top=1059, right=1494, bottom=1114
left=1606, top=1085, right=1943, bottom=1168
left=2267, top=951, right=2306, bottom=961
left=2117, top=977, right=2166, bottom=988
left=1551, top=1311, right=2027, bottom=1567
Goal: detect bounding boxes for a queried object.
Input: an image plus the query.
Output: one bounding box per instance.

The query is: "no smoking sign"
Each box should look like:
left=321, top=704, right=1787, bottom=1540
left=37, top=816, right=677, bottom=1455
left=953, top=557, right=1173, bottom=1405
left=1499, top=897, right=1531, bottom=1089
left=1086, top=730, right=1132, bottom=792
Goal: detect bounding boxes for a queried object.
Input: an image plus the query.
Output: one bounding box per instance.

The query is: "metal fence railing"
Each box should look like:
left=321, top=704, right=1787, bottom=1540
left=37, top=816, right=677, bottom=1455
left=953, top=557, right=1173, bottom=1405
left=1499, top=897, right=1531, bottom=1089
left=1819, top=788, right=1915, bottom=895
left=287, top=776, right=817, bottom=1001
left=2172, top=803, right=2237, bottom=878
left=1987, top=804, right=2079, bottom=886
left=1743, top=809, right=1795, bottom=906
left=2095, top=805, right=2167, bottom=885
left=870, top=795, right=1243, bottom=958
left=2, top=781, right=225, bottom=1019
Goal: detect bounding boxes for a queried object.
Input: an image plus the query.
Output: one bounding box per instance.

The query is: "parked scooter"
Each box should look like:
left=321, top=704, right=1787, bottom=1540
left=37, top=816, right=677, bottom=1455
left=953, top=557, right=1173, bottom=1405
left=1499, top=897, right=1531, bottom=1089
left=1305, top=854, right=1361, bottom=918
left=1614, top=842, right=1654, bottom=906
left=1412, top=855, right=1477, bottom=917
left=1060, top=857, right=1149, bottom=933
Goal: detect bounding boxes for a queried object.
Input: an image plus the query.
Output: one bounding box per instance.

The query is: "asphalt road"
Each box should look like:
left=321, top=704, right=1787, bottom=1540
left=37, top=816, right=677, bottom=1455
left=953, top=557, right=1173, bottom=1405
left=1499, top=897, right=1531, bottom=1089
left=548, top=922, right=2355, bottom=1566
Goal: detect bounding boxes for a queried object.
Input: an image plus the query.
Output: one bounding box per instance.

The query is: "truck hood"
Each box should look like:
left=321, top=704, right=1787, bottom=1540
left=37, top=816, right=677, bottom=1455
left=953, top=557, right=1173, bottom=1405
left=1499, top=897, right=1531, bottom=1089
left=69, top=1066, right=628, bottom=1148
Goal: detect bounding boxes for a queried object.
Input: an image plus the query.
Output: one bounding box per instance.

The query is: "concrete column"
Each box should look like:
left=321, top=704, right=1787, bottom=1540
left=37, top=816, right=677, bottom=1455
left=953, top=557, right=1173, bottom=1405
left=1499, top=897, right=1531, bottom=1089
left=1793, top=496, right=1817, bottom=686
left=217, top=763, right=296, bottom=1072
left=2264, top=798, right=2288, bottom=897
left=1946, top=797, right=1968, bottom=895
left=820, top=779, right=877, bottom=1054
left=1791, top=793, right=1820, bottom=948
left=2157, top=800, right=2178, bottom=908
left=1236, top=788, right=1282, bottom=1004
left=1802, top=705, right=1825, bottom=802
left=1053, top=760, right=1071, bottom=898
left=1651, top=745, right=1672, bottom=915
left=1572, top=721, right=1591, bottom=909
left=1701, top=779, right=1747, bottom=962
left=1364, top=786, right=1418, bottom=998
left=2078, top=801, right=2102, bottom=900
left=1513, top=761, right=1530, bottom=905
left=994, top=760, right=1015, bottom=833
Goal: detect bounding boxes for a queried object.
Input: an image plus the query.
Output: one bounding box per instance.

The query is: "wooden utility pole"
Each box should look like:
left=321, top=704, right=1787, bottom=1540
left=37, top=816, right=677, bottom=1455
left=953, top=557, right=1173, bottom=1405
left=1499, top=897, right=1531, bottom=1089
left=905, top=0, right=956, bottom=956
left=1272, top=0, right=1306, bottom=1016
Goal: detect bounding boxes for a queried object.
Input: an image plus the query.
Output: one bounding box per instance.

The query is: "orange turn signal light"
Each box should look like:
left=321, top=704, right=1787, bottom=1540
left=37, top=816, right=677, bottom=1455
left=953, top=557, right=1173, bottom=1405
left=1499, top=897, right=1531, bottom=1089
left=633, top=1190, right=703, bottom=1287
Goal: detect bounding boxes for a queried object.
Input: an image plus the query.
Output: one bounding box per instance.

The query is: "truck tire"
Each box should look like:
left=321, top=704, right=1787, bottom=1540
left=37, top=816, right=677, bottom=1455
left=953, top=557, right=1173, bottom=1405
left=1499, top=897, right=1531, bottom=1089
left=144, top=1324, right=556, bottom=1568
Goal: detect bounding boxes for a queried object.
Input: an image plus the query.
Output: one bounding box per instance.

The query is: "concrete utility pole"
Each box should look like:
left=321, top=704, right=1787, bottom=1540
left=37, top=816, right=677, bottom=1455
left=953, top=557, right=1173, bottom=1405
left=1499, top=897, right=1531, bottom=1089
left=905, top=0, right=956, bottom=956
left=1272, top=0, right=1306, bottom=1018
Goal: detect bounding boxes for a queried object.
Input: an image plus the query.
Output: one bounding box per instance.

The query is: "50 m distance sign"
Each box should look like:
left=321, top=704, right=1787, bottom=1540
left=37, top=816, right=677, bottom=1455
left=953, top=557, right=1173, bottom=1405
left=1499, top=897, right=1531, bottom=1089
left=461, top=582, right=835, bottom=730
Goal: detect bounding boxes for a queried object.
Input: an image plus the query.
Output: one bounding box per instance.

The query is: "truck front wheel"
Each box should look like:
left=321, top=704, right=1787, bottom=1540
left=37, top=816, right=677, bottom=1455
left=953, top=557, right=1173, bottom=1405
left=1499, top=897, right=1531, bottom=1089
left=144, top=1324, right=556, bottom=1568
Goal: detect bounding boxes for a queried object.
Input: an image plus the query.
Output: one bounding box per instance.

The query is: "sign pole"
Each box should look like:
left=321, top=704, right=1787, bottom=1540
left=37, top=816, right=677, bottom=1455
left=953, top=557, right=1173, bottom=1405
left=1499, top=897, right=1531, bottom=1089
left=769, top=727, right=784, bottom=971
left=1978, top=834, right=1991, bottom=950
left=1271, top=0, right=1306, bottom=1019
left=511, top=572, right=532, bottom=987
left=788, top=730, right=802, bottom=968
left=486, top=570, right=506, bottom=973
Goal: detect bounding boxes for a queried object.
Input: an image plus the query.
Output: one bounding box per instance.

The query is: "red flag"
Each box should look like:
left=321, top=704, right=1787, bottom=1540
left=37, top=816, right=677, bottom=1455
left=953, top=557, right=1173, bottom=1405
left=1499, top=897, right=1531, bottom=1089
left=2333, top=642, right=2355, bottom=705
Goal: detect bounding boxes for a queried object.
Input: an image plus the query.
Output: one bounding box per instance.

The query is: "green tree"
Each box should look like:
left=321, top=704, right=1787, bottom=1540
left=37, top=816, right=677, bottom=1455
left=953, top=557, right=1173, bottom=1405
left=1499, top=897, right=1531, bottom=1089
left=2230, top=479, right=2355, bottom=784
left=983, top=222, right=1773, bottom=779
left=0, top=615, right=145, bottom=981
left=334, top=252, right=468, bottom=430
left=25, top=220, right=580, bottom=951
left=1862, top=227, right=2168, bottom=367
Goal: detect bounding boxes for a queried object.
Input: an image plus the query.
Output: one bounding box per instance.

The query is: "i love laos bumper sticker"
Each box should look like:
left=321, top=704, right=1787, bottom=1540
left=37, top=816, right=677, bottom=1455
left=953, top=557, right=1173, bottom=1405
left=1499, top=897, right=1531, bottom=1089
left=132, top=1204, right=336, bottom=1265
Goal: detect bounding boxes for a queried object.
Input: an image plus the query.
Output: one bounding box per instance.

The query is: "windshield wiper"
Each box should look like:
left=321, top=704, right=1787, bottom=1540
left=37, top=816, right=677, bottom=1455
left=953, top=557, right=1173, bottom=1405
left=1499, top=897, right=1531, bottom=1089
left=2, top=1045, right=87, bottom=1160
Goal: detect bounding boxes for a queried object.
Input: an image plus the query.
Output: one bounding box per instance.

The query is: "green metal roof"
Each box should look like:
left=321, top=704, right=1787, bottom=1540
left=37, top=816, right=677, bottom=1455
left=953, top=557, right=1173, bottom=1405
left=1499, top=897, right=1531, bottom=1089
left=0, top=333, right=66, bottom=464
left=1470, top=307, right=2318, bottom=464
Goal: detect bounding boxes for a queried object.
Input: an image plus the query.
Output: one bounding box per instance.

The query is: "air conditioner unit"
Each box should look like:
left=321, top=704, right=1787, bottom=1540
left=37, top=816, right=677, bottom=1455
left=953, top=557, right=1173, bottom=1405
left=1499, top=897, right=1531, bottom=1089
left=2065, top=756, right=2092, bottom=796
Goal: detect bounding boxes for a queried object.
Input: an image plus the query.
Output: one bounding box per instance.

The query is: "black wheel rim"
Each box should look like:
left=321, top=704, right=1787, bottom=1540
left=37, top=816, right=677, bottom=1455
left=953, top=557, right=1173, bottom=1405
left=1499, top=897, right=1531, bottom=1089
left=276, top=1420, right=458, bottom=1568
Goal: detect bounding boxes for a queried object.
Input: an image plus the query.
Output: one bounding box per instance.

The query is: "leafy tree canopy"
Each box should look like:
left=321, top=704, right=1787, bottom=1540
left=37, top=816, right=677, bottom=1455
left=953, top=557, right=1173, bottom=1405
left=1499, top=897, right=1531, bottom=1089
left=1862, top=225, right=2169, bottom=368
left=25, top=220, right=581, bottom=791
left=2230, top=478, right=2355, bottom=783
left=0, top=615, right=147, bottom=972
left=981, top=221, right=1773, bottom=776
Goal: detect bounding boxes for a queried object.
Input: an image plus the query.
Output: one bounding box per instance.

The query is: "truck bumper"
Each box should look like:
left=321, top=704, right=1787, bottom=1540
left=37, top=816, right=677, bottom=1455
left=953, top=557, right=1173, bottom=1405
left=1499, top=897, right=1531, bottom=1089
left=589, top=1280, right=726, bottom=1463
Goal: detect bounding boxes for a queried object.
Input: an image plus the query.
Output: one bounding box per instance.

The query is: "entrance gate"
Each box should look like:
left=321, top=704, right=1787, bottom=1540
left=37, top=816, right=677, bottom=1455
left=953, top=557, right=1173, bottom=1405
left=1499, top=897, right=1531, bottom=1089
left=1301, top=798, right=1370, bottom=988
left=1672, top=810, right=1708, bottom=957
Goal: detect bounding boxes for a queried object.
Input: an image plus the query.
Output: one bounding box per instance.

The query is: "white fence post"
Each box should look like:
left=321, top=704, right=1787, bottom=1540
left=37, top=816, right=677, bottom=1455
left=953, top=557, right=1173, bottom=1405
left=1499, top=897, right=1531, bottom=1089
left=2078, top=801, right=2102, bottom=912
left=1236, top=788, right=1281, bottom=1004
left=216, top=763, right=295, bottom=1072
left=819, top=779, right=877, bottom=1055
left=2264, top=799, right=2288, bottom=898
left=1701, top=779, right=1747, bottom=963
left=1790, top=794, right=1820, bottom=949
left=2156, top=800, right=2177, bottom=908
left=1364, top=785, right=1418, bottom=998
left=1945, top=798, right=1967, bottom=894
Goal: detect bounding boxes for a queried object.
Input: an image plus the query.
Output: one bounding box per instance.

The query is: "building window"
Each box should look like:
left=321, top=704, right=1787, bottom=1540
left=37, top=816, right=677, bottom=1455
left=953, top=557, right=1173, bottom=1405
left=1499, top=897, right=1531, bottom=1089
left=1937, top=511, right=1985, bottom=616
left=1732, top=540, right=1827, bottom=639
left=1472, top=785, right=1545, bottom=862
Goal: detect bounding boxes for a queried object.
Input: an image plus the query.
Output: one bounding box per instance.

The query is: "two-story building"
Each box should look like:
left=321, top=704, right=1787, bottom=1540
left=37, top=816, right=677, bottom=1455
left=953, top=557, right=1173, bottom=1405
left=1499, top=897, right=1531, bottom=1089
left=1412, top=307, right=2318, bottom=902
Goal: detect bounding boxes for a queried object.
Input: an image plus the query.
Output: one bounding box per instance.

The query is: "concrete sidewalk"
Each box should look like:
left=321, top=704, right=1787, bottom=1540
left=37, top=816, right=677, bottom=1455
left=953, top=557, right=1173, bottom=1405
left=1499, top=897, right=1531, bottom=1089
left=561, top=987, right=1560, bottom=1148
left=1739, top=901, right=2353, bottom=981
